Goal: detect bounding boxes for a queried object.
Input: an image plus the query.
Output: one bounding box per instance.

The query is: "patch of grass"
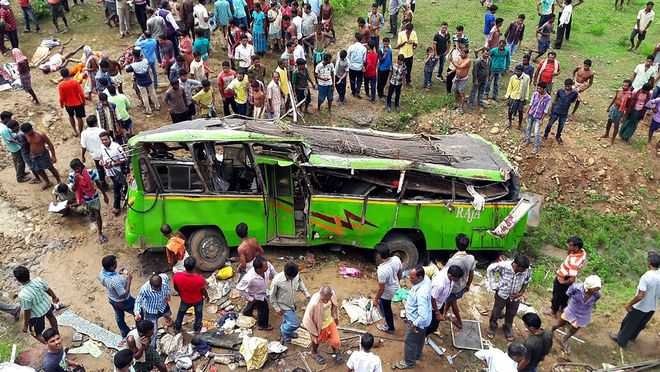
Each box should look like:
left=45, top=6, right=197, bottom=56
left=520, top=203, right=659, bottom=285
left=632, top=138, right=647, bottom=152
left=519, top=203, right=660, bottom=312
left=587, top=24, right=606, bottom=37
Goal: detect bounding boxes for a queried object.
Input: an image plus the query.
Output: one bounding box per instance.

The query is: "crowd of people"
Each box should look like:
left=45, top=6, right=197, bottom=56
left=1, top=227, right=658, bottom=371
left=1, top=0, right=659, bottom=164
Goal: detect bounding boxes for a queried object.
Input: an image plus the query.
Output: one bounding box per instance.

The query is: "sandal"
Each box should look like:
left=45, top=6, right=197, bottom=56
left=313, top=354, right=326, bottom=365
left=376, top=324, right=394, bottom=334
left=257, top=325, right=273, bottom=331
left=393, top=360, right=414, bottom=369
left=333, top=353, right=343, bottom=363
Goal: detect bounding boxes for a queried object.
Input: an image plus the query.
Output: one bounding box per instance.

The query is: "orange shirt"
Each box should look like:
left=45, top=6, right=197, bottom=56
left=58, top=79, right=85, bottom=107
left=166, top=236, right=186, bottom=265
left=556, top=249, right=586, bottom=280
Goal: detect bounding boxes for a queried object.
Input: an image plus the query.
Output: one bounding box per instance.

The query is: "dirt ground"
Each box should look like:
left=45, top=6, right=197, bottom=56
left=0, top=1, right=659, bottom=371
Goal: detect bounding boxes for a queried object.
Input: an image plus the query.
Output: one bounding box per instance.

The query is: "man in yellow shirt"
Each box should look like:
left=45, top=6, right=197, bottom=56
left=276, top=59, right=290, bottom=110
left=225, top=69, right=250, bottom=116
left=505, top=65, right=531, bottom=129
left=395, top=23, right=418, bottom=86
left=192, top=79, right=216, bottom=117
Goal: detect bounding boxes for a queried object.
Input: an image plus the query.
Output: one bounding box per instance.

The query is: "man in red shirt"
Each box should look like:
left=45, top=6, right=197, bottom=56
left=533, top=51, right=561, bottom=94
left=217, top=61, right=238, bottom=116
left=57, top=68, right=86, bottom=137
left=0, top=0, right=19, bottom=53
left=173, top=257, right=208, bottom=334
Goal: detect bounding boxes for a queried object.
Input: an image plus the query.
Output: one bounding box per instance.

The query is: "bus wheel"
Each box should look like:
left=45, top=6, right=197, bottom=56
left=189, top=229, right=229, bottom=271
left=384, top=236, right=419, bottom=269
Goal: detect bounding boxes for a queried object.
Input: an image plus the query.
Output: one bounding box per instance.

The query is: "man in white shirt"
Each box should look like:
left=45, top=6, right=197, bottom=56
left=234, top=34, right=255, bottom=69
left=630, top=1, right=655, bottom=51
left=372, top=243, right=402, bottom=334
left=80, top=116, right=109, bottom=190
left=292, top=12, right=303, bottom=40
left=631, top=56, right=658, bottom=91
left=425, top=265, right=463, bottom=337
left=267, top=71, right=283, bottom=119
left=99, top=131, right=127, bottom=215
left=346, top=332, right=382, bottom=372
left=293, top=39, right=306, bottom=62
left=300, top=4, right=317, bottom=55
left=314, top=54, right=335, bottom=113
left=611, top=252, right=660, bottom=348
left=554, top=0, right=573, bottom=49
left=193, top=0, right=211, bottom=39
left=474, top=343, right=527, bottom=372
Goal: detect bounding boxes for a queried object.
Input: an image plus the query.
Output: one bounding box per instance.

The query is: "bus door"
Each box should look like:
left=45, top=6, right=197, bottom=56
left=267, top=164, right=296, bottom=237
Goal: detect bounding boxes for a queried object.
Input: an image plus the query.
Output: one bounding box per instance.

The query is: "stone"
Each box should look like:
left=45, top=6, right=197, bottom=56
left=489, top=126, right=500, bottom=135
left=587, top=157, right=595, bottom=166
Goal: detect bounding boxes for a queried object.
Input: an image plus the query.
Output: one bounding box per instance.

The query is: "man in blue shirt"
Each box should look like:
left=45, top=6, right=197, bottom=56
left=486, top=40, right=511, bottom=101
left=543, top=78, right=580, bottom=144
left=99, top=255, right=134, bottom=337
left=136, top=31, right=160, bottom=88
left=1, top=112, right=30, bottom=183
left=377, top=37, right=392, bottom=98
left=483, top=5, right=497, bottom=44
left=394, top=266, right=431, bottom=369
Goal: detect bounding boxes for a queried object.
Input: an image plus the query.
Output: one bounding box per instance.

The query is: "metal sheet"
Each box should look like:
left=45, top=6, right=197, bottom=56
left=450, top=320, right=483, bottom=351
left=56, top=310, right=122, bottom=350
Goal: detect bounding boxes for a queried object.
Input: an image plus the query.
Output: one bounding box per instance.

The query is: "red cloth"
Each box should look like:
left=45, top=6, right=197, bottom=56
left=0, top=8, right=17, bottom=32
left=537, top=60, right=557, bottom=84
left=73, top=170, right=96, bottom=205
left=18, top=0, right=30, bottom=8
left=217, top=70, right=237, bottom=98
left=173, top=272, right=206, bottom=304
left=364, top=51, right=378, bottom=78
left=58, top=79, right=85, bottom=107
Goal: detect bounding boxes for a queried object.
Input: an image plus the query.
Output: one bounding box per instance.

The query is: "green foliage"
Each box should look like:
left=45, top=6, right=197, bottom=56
left=0, top=340, right=14, bottom=362
left=32, top=0, right=51, bottom=19
left=587, top=24, right=605, bottom=37
left=331, top=0, right=359, bottom=15
left=521, top=204, right=659, bottom=286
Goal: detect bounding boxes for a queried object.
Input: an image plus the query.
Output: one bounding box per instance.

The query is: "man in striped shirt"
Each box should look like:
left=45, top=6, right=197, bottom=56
left=99, top=255, right=134, bottom=337
left=13, top=266, right=61, bottom=343
left=134, top=273, right=172, bottom=347
left=547, top=236, right=586, bottom=319
left=486, top=255, right=531, bottom=341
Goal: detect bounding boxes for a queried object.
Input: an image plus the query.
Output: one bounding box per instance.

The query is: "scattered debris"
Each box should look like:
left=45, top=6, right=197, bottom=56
left=341, top=297, right=382, bottom=325
left=239, top=336, right=268, bottom=370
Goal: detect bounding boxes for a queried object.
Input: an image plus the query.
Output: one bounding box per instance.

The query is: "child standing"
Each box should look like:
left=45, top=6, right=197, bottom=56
left=346, top=333, right=382, bottom=372
left=525, top=82, right=552, bottom=154
left=386, top=54, right=406, bottom=112
left=334, top=50, right=349, bottom=104
left=252, top=81, right=266, bottom=119
left=292, top=58, right=315, bottom=113
left=364, top=42, right=379, bottom=102
left=423, top=47, right=438, bottom=89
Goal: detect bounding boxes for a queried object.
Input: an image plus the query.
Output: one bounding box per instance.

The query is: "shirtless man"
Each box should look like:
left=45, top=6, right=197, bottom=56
left=451, top=47, right=472, bottom=114
left=573, top=59, right=595, bottom=94
left=20, top=123, right=62, bottom=189
left=236, top=222, right=264, bottom=273
left=603, top=79, right=633, bottom=144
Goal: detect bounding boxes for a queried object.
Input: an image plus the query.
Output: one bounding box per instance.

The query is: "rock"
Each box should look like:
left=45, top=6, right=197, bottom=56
left=587, top=157, right=595, bottom=166
left=514, top=156, right=523, bottom=162
left=489, top=126, right=500, bottom=135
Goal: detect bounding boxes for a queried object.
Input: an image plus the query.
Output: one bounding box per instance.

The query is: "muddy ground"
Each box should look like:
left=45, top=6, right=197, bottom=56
left=0, top=1, right=659, bottom=371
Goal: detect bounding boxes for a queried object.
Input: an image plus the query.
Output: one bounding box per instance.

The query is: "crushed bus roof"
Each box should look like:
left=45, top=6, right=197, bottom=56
left=128, top=118, right=513, bottom=182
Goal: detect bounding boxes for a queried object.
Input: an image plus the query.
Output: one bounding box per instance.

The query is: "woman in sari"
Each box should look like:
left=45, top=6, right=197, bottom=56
left=620, top=83, right=652, bottom=142
left=252, top=2, right=267, bottom=55
left=12, top=49, right=39, bottom=104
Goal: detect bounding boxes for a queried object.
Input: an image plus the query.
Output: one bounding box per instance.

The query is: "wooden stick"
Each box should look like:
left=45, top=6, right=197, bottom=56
left=555, top=329, right=585, bottom=344
left=337, top=326, right=403, bottom=343
left=299, top=351, right=313, bottom=372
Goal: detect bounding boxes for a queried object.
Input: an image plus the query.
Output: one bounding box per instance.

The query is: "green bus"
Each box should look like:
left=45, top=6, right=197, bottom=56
left=125, top=118, right=537, bottom=270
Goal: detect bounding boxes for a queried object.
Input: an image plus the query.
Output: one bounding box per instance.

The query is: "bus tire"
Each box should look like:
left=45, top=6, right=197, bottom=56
left=384, top=236, right=419, bottom=269
left=188, top=228, right=229, bottom=271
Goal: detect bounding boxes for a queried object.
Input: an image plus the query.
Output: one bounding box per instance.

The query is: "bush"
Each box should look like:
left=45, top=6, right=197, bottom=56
left=33, top=0, right=51, bottom=19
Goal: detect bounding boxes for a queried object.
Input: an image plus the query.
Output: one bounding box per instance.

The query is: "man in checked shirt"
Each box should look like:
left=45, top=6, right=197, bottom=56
left=486, top=254, right=531, bottom=341
left=134, top=273, right=172, bottom=348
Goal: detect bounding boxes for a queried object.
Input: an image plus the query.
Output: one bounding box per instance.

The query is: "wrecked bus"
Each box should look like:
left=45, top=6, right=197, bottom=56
left=125, top=118, right=536, bottom=271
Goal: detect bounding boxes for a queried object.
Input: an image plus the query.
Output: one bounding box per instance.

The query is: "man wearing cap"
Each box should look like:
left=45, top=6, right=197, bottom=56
left=551, top=275, right=601, bottom=352
left=610, top=252, right=660, bottom=348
